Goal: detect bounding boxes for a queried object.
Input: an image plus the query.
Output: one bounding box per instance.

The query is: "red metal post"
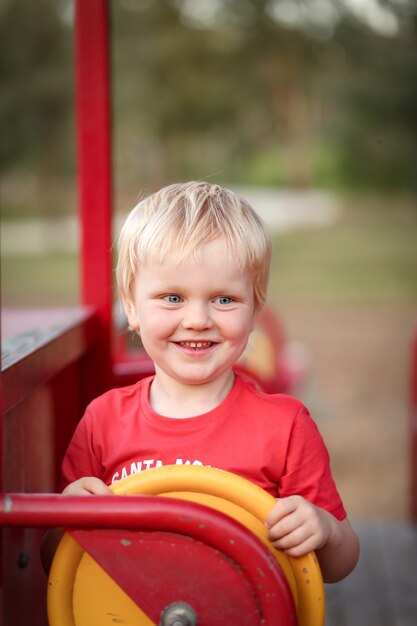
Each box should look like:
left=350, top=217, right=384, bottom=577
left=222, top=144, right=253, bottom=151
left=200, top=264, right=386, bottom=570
left=75, top=0, right=113, bottom=393
left=410, top=324, right=417, bottom=520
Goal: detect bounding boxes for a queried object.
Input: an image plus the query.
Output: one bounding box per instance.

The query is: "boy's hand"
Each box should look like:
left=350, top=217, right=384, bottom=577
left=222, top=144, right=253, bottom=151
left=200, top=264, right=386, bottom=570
left=62, top=476, right=112, bottom=496
left=265, top=495, right=334, bottom=557
left=41, top=477, right=112, bottom=574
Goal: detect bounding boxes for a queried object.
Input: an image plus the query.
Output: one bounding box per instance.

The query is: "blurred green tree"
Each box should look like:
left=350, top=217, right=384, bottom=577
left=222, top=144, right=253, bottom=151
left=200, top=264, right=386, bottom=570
left=0, top=0, right=73, bottom=177
left=335, top=10, right=417, bottom=191
left=1, top=0, right=416, bottom=201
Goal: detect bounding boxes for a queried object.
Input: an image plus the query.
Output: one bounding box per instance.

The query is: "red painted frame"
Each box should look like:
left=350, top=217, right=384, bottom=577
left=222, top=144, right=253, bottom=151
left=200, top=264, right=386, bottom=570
left=0, top=494, right=296, bottom=626
left=75, top=0, right=113, bottom=390
left=1, top=4, right=114, bottom=625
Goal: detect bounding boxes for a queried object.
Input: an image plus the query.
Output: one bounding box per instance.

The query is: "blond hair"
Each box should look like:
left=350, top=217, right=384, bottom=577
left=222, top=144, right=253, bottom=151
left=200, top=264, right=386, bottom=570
left=116, top=181, right=271, bottom=311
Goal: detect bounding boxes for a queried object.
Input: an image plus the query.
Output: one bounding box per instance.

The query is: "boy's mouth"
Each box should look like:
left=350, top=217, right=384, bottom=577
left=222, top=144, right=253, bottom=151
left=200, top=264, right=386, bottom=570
left=177, top=341, right=213, bottom=350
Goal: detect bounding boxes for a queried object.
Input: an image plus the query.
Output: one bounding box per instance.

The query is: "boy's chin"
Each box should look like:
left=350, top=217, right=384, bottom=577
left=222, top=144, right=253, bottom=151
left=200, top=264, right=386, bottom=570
left=162, top=367, right=234, bottom=388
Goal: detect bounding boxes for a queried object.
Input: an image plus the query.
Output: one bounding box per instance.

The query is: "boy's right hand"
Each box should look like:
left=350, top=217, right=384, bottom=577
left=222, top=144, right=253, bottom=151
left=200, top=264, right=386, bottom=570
left=62, top=476, right=112, bottom=495
left=42, top=477, right=112, bottom=575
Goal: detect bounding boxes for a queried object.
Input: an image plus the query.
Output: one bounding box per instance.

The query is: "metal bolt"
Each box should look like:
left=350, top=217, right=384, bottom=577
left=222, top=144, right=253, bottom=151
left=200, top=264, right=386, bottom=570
left=160, top=601, right=198, bottom=626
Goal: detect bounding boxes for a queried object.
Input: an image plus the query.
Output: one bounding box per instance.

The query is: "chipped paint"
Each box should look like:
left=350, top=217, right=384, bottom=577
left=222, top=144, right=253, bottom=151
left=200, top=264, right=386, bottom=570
left=106, top=613, right=127, bottom=624
left=120, top=539, right=131, bottom=547
left=3, top=495, right=12, bottom=513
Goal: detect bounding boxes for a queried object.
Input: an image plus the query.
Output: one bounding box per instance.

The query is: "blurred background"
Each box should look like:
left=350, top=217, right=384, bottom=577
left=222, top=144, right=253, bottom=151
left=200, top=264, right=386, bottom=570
left=1, top=0, right=417, bottom=524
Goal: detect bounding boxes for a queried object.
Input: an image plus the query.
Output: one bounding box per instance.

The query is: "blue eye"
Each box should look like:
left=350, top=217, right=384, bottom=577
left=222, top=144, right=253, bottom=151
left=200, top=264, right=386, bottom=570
left=164, top=294, right=182, bottom=304
left=217, top=296, right=232, bottom=305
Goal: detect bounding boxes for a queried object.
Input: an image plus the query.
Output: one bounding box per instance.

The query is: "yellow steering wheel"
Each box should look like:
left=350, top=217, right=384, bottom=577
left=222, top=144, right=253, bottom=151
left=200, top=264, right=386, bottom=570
left=48, top=465, right=325, bottom=626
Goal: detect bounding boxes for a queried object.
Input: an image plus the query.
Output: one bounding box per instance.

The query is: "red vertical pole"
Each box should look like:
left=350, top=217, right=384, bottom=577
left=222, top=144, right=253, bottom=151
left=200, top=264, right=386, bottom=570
left=75, top=0, right=113, bottom=394
left=410, top=325, right=417, bottom=521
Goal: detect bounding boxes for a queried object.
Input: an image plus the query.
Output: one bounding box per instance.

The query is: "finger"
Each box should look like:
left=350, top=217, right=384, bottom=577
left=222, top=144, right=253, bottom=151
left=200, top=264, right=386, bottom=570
left=269, top=524, right=310, bottom=551
left=267, top=510, right=306, bottom=544
left=83, top=477, right=112, bottom=495
left=281, top=536, right=319, bottom=558
left=63, top=477, right=112, bottom=496
left=265, top=497, right=300, bottom=529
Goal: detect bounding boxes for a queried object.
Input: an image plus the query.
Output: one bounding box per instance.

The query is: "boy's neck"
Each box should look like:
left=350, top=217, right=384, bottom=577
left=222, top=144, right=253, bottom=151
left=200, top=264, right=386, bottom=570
left=149, top=369, right=235, bottom=418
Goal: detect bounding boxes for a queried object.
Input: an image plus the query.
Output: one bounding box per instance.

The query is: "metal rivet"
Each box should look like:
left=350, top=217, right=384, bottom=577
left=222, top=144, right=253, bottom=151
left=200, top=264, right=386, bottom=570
left=160, top=601, right=198, bottom=626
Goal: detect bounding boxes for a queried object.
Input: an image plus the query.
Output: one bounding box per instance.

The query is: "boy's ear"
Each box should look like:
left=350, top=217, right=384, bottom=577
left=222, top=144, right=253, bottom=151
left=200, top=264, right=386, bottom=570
left=121, top=292, right=140, bottom=332
left=250, top=305, right=261, bottom=332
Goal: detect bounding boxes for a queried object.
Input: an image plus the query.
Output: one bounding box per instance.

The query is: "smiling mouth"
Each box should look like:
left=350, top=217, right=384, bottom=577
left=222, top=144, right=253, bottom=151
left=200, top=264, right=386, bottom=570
left=178, top=341, right=214, bottom=350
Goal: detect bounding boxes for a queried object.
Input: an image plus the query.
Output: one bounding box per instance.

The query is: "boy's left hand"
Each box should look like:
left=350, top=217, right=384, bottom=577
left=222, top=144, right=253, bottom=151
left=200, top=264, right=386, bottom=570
left=265, top=495, right=334, bottom=557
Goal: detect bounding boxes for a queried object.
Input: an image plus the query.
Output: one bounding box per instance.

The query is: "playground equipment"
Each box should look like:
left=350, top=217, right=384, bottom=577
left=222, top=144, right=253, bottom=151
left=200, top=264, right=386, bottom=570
left=1, top=466, right=325, bottom=626
left=49, top=465, right=324, bottom=626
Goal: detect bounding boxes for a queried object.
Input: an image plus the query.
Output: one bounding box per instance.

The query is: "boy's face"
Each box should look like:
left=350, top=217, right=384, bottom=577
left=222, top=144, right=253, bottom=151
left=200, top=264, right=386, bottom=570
left=124, top=238, right=256, bottom=390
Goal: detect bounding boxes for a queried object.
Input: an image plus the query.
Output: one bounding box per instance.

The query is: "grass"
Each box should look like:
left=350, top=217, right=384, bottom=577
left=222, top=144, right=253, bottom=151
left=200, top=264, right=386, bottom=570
left=1, top=194, right=416, bottom=308
left=268, top=195, right=417, bottom=306
left=2, top=253, right=79, bottom=307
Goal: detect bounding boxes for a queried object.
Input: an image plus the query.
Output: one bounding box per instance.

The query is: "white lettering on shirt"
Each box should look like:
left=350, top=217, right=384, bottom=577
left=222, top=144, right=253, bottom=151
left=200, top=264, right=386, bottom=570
left=111, top=458, right=208, bottom=483
left=175, top=459, right=204, bottom=466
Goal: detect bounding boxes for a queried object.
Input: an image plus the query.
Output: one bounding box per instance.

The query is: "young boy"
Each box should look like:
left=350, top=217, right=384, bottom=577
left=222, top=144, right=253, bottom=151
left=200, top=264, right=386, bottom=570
left=59, top=181, right=359, bottom=583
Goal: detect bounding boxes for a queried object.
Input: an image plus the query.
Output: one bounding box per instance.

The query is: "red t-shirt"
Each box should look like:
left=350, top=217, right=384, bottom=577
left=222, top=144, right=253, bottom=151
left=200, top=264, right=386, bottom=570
left=61, top=374, right=346, bottom=521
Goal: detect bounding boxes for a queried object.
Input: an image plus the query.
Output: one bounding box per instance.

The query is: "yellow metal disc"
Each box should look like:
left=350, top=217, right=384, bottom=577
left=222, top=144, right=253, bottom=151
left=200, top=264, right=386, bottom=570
left=160, top=490, right=299, bottom=605
left=48, top=532, right=156, bottom=626
left=111, top=465, right=325, bottom=626
left=48, top=464, right=325, bottom=626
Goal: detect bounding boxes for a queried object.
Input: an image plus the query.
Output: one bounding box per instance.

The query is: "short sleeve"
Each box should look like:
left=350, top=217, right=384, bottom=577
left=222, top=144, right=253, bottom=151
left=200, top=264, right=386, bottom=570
left=278, top=404, right=346, bottom=521
left=59, top=407, right=103, bottom=491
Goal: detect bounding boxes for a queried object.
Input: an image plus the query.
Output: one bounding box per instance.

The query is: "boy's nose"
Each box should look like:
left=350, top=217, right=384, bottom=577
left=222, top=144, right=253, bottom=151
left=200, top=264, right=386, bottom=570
left=182, top=302, right=212, bottom=330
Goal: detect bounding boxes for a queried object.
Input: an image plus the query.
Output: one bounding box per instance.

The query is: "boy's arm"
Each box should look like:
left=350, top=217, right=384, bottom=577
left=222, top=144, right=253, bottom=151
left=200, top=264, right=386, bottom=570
left=315, top=516, right=360, bottom=583
left=265, top=495, right=359, bottom=583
